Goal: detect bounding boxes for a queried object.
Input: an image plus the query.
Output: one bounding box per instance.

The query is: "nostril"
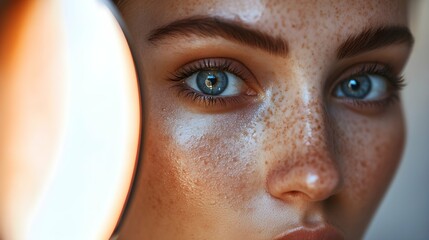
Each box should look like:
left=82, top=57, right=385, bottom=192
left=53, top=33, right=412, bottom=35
left=283, top=190, right=313, bottom=200
left=288, top=191, right=301, bottom=197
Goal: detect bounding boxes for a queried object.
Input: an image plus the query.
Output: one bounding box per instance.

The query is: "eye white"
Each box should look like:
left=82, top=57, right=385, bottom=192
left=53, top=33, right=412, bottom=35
left=364, top=74, right=389, bottom=100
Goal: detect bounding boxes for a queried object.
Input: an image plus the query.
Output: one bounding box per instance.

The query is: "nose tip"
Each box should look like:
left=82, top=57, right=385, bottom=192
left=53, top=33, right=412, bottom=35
left=267, top=158, right=342, bottom=202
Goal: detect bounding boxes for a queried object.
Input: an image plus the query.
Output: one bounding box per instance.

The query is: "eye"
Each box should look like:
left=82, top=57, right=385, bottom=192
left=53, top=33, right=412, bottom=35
left=334, top=74, right=390, bottom=100
left=168, top=58, right=258, bottom=109
left=185, top=70, right=246, bottom=96
left=331, top=63, right=406, bottom=111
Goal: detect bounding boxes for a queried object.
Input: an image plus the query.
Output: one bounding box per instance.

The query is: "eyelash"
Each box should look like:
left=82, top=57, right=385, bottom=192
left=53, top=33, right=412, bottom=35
left=168, top=58, right=254, bottom=107
left=169, top=58, right=247, bottom=81
left=335, top=63, right=405, bottom=109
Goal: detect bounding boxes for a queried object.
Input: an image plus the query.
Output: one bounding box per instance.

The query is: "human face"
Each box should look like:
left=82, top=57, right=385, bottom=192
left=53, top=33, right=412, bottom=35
left=116, top=0, right=413, bottom=239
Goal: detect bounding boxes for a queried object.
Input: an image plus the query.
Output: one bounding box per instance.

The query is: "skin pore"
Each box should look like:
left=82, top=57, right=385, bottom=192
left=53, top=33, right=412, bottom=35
left=115, top=0, right=413, bottom=239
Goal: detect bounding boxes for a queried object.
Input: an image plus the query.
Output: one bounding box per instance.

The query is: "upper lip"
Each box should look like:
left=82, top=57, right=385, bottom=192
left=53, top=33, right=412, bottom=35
left=274, top=224, right=344, bottom=240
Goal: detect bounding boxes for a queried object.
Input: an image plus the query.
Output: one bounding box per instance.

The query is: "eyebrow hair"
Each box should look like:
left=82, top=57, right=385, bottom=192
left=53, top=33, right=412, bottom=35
left=147, top=17, right=289, bottom=56
left=337, top=26, right=414, bottom=59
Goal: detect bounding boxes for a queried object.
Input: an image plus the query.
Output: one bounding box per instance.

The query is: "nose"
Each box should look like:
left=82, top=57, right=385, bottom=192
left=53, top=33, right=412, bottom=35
left=265, top=96, right=343, bottom=202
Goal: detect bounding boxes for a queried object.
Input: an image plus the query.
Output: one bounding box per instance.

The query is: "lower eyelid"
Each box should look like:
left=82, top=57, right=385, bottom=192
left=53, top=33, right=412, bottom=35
left=170, top=80, right=259, bottom=110
left=344, top=94, right=400, bottom=109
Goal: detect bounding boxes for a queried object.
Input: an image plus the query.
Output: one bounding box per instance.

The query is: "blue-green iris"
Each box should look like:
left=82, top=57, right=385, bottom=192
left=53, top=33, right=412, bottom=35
left=341, top=75, right=372, bottom=99
left=196, top=70, right=228, bottom=96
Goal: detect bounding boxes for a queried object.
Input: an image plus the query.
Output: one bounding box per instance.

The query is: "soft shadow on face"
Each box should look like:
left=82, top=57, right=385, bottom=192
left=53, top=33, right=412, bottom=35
left=115, top=0, right=412, bottom=239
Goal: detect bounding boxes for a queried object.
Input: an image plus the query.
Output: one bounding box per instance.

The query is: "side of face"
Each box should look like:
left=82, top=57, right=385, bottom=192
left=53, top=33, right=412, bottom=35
left=116, top=1, right=412, bottom=239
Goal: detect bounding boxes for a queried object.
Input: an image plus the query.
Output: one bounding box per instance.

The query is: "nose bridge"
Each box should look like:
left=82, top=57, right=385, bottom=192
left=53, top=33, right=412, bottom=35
left=282, top=81, right=333, bottom=155
left=265, top=84, right=342, bottom=202
left=298, top=92, right=334, bottom=156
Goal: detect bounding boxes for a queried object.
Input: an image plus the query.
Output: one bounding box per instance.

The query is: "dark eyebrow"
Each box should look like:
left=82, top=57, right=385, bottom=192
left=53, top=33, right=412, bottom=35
left=147, top=17, right=288, bottom=56
left=337, top=26, right=414, bottom=59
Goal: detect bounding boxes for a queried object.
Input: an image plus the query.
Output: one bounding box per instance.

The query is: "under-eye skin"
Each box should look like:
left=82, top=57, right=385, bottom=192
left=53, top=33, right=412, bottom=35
left=332, top=63, right=405, bottom=111
left=168, top=58, right=258, bottom=108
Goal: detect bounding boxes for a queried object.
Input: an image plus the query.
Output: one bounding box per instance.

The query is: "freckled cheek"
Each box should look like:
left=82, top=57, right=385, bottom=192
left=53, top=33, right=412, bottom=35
left=363, top=124, right=402, bottom=194
left=170, top=119, right=261, bottom=208
left=143, top=105, right=262, bottom=215
left=336, top=110, right=405, bottom=208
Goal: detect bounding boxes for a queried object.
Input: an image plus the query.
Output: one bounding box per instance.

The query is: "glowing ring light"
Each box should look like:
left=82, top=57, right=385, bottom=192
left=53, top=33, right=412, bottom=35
left=0, top=0, right=141, bottom=239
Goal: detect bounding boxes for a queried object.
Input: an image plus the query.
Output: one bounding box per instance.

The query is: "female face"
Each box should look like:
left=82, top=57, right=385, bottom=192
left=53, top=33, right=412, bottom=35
left=116, top=0, right=413, bottom=239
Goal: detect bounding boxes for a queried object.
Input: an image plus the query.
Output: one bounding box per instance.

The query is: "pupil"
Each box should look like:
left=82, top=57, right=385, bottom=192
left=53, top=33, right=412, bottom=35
left=205, top=75, right=217, bottom=89
left=348, top=79, right=360, bottom=91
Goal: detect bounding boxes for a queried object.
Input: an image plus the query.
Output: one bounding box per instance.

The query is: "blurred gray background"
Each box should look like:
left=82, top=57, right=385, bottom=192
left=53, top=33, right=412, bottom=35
left=365, top=1, right=429, bottom=239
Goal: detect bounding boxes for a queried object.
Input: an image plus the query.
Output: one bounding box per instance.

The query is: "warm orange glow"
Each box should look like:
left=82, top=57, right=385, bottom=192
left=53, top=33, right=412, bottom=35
left=0, top=1, right=66, bottom=238
left=0, top=1, right=140, bottom=239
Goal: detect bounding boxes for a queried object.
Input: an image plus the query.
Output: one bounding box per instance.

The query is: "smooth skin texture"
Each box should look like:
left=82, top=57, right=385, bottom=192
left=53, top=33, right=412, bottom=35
left=115, top=0, right=413, bottom=239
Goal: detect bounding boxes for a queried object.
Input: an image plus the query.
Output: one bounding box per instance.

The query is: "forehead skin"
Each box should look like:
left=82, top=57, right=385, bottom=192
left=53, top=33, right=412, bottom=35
left=116, top=1, right=410, bottom=240
left=119, top=0, right=408, bottom=43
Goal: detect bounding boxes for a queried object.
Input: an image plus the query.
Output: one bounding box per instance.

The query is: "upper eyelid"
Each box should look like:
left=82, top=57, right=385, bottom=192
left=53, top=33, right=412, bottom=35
left=330, top=63, right=396, bottom=86
left=168, top=58, right=256, bottom=84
